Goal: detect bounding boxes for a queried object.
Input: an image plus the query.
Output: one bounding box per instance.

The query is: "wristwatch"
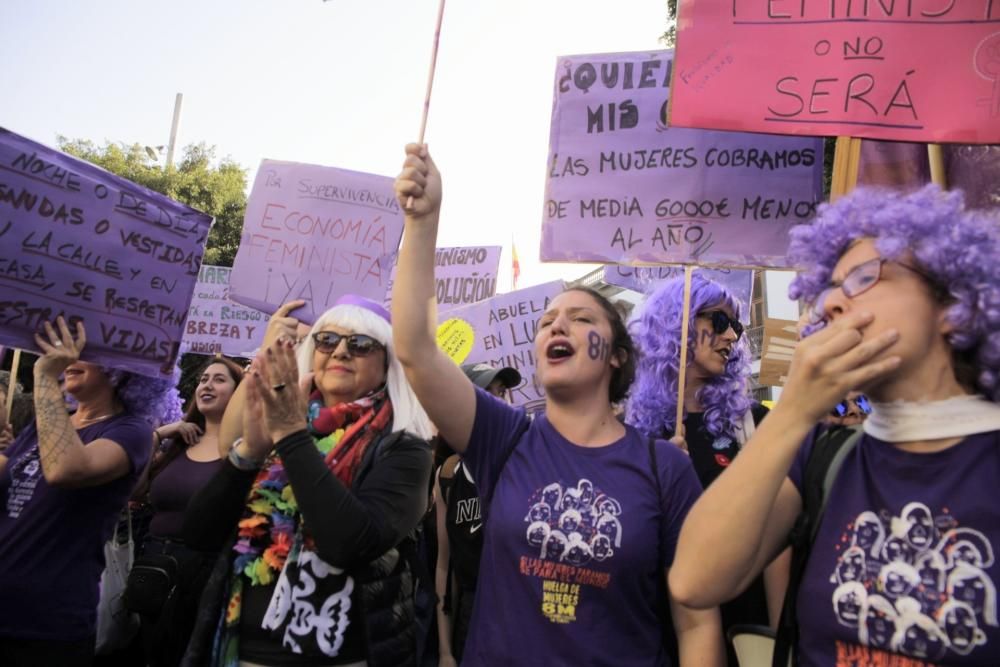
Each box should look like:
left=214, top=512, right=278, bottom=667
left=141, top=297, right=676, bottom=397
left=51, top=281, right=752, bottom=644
left=227, top=438, right=264, bottom=471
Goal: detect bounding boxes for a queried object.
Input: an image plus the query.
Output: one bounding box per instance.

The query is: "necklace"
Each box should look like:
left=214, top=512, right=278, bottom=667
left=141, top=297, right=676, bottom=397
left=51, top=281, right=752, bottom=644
left=74, top=412, right=119, bottom=427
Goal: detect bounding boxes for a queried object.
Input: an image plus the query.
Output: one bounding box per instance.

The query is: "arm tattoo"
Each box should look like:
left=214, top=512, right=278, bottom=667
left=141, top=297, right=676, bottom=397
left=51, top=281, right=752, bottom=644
left=34, top=374, right=84, bottom=475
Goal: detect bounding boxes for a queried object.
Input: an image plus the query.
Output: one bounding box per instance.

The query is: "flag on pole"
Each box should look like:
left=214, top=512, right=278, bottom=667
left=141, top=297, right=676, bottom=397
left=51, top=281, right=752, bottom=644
left=511, top=239, right=521, bottom=290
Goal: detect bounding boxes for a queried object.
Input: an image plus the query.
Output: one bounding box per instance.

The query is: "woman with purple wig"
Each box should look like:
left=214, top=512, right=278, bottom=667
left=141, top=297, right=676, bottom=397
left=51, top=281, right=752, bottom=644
left=628, top=275, right=783, bottom=658
left=392, top=143, right=724, bottom=667
left=0, top=317, right=178, bottom=666
left=628, top=274, right=762, bottom=487
left=671, top=185, right=1000, bottom=665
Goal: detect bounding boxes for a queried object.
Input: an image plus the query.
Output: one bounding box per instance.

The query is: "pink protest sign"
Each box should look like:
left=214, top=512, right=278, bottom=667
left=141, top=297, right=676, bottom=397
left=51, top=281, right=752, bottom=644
left=181, top=265, right=269, bottom=357
left=229, top=160, right=404, bottom=323
left=383, top=245, right=502, bottom=310
left=670, top=1, right=1000, bottom=143
left=541, top=50, right=823, bottom=269
left=0, top=128, right=212, bottom=378
left=435, top=281, right=564, bottom=410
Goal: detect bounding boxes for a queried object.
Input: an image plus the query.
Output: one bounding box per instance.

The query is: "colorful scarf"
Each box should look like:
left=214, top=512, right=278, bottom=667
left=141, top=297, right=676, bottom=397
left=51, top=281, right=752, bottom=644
left=212, top=388, right=393, bottom=666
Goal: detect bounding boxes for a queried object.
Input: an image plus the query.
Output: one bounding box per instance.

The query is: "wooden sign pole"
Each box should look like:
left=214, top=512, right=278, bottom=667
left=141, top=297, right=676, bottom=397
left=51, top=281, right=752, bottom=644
left=674, top=266, right=694, bottom=435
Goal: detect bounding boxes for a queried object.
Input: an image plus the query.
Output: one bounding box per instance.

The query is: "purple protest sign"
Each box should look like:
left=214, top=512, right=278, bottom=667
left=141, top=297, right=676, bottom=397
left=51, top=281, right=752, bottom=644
left=181, top=265, right=269, bottom=357
left=229, top=160, right=404, bottom=323
left=435, top=281, right=564, bottom=410
left=0, top=128, right=212, bottom=378
left=857, top=141, right=1000, bottom=212
left=541, top=50, right=823, bottom=269
left=602, top=265, right=753, bottom=323
left=384, top=245, right=501, bottom=311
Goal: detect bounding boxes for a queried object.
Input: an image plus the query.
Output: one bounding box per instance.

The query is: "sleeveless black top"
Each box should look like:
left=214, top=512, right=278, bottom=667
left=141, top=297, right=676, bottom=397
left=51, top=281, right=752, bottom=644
left=442, top=460, right=484, bottom=591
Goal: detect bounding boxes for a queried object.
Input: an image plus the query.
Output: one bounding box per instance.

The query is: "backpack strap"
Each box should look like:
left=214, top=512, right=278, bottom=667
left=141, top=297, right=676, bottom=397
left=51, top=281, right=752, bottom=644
left=772, top=426, right=863, bottom=667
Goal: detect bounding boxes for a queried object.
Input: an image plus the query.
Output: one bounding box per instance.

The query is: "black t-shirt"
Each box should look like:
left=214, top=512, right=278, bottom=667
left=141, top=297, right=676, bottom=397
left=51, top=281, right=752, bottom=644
left=670, top=402, right=772, bottom=655
left=442, top=459, right=484, bottom=592
left=682, top=403, right=770, bottom=489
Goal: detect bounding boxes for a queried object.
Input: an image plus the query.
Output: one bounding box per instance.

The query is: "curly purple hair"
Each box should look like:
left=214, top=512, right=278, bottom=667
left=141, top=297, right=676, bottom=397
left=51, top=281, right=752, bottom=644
left=788, top=184, right=1000, bottom=401
left=106, top=367, right=184, bottom=427
left=627, top=274, right=753, bottom=439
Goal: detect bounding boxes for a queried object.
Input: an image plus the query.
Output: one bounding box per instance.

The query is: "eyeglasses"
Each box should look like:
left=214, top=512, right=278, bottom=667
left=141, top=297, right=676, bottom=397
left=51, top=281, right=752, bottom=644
left=312, top=331, right=384, bottom=357
left=831, top=394, right=872, bottom=418
left=808, top=257, right=938, bottom=324
left=699, top=311, right=744, bottom=341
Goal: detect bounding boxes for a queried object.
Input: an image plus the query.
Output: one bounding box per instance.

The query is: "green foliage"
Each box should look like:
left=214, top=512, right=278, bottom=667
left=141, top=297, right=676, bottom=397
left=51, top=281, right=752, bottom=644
left=661, top=0, right=678, bottom=47
left=56, top=137, right=248, bottom=267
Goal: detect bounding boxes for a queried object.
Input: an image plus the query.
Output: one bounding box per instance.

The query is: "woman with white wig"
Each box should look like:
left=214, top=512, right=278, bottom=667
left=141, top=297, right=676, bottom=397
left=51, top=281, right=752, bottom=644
left=183, top=295, right=433, bottom=667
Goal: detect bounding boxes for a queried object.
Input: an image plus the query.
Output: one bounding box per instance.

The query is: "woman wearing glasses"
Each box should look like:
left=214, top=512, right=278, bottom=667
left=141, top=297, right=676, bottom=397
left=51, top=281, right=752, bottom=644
left=629, top=275, right=763, bottom=488
left=628, top=276, right=786, bottom=660
left=182, top=295, right=434, bottom=667
left=671, top=185, right=1000, bottom=665
left=392, top=144, right=724, bottom=667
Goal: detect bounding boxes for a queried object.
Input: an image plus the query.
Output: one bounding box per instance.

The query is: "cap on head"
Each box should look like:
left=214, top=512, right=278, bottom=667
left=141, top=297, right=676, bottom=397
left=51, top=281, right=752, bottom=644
left=461, top=363, right=521, bottom=390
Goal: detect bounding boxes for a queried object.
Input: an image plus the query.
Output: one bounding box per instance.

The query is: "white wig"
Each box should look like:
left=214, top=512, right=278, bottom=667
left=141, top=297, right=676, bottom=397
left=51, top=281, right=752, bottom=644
left=296, top=303, right=434, bottom=440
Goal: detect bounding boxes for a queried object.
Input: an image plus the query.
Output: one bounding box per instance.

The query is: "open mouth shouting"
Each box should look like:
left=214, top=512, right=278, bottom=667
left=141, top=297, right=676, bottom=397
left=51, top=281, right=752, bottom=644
left=545, top=339, right=576, bottom=363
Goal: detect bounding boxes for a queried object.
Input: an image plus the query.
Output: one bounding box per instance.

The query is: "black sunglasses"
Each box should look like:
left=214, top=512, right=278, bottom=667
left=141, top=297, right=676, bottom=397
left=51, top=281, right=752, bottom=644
left=312, top=331, right=384, bottom=357
left=700, top=311, right=744, bottom=340
left=831, top=395, right=872, bottom=417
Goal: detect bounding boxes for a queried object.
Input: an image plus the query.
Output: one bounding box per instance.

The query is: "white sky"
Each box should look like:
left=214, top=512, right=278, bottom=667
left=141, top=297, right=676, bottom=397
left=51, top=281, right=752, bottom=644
left=1, top=0, right=667, bottom=291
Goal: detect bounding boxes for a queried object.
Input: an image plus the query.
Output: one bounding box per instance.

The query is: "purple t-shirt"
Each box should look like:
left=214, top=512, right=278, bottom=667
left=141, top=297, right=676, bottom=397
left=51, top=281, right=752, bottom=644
left=148, top=449, right=222, bottom=539
left=0, top=414, right=152, bottom=640
left=461, top=388, right=703, bottom=666
left=789, top=428, right=1000, bottom=666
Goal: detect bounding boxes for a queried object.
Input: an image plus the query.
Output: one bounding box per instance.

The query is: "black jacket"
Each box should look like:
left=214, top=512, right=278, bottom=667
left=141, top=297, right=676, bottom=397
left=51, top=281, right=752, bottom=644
left=181, top=429, right=431, bottom=667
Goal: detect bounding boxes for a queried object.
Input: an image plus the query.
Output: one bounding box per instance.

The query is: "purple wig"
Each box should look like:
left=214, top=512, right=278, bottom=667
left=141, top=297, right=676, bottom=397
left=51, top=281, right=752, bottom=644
left=627, top=274, right=753, bottom=439
left=788, top=184, right=1000, bottom=402
left=106, top=367, right=184, bottom=427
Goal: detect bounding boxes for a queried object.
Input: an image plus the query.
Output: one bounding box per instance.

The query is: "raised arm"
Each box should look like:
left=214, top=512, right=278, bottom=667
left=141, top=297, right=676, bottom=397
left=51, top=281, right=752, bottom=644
left=32, top=318, right=132, bottom=487
left=669, top=311, right=901, bottom=608
left=392, top=144, right=476, bottom=452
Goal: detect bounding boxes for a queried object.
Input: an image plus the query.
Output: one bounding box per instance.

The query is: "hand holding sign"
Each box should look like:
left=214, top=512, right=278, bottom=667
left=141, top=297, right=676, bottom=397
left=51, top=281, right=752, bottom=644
left=395, top=144, right=442, bottom=223
left=263, top=300, right=308, bottom=348
left=34, top=316, right=86, bottom=379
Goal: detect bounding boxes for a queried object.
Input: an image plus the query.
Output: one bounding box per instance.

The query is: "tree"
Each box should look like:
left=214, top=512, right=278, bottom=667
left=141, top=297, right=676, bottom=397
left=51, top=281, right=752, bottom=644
left=661, top=0, right=678, bottom=47
left=56, top=138, right=248, bottom=267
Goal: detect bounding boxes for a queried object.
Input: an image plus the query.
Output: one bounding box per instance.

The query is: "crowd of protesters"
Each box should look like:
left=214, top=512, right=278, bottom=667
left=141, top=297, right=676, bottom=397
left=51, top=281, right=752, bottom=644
left=0, top=145, right=995, bottom=667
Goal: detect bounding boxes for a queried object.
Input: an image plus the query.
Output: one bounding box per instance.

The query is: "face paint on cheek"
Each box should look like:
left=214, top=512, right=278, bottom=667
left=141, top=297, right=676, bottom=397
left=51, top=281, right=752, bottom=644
left=587, top=330, right=611, bottom=362
left=699, top=328, right=718, bottom=348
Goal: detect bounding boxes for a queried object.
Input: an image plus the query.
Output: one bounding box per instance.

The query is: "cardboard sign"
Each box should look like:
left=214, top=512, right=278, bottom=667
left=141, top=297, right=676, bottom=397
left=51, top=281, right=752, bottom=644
left=181, top=265, right=269, bottom=357
left=758, top=318, right=799, bottom=387
left=670, top=1, right=1000, bottom=143
left=384, top=245, right=501, bottom=310
left=0, top=128, right=213, bottom=378
left=541, top=50, right=823, bottom=269
left=435, top=281, right=564, bottom=410
left=229, top=160, right=404, bottom=324
left=602, top=265, right=754, bottom=323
